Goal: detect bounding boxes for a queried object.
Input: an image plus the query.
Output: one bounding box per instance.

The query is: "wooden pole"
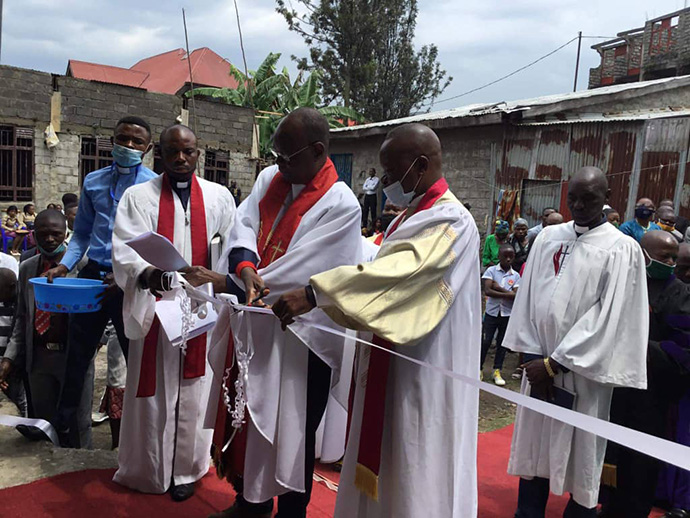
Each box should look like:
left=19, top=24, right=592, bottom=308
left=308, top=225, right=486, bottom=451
left=573, top=31, right=583, bottom=92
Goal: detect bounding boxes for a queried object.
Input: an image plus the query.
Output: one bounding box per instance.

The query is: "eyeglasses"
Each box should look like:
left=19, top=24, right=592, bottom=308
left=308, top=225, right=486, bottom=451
left=270, top=142, right=319, bottom=165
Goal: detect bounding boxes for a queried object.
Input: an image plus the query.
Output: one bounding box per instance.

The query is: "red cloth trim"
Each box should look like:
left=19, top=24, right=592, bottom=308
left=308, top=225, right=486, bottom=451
left=136, top=174, right=208, bottom=398
left=212, top=332, right=248, bottom=480
left=256, top=159, right=338, bottom=268
left=373, top=233, right=384, bottom=246
left=356, top=177, right=450, bottom=495
left=235, top=261, right=257, bottom=278
left=385, top=178, right=449, bottom=238
left=356, top=335, right=392, bottom=484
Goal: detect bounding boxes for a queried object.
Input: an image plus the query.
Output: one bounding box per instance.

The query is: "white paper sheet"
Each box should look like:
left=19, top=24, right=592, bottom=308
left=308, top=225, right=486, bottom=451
left=126, top=231, right=189, bottom=271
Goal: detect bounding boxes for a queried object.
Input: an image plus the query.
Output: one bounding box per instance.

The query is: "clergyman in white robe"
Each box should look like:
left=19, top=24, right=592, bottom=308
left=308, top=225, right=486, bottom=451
left=212, top=160, right=362, bottom=505
left=111, top=173, right=236, bottom=493
left=303, top=182, right=481, bottom=518
left=503, top=220, right=649, bottom=509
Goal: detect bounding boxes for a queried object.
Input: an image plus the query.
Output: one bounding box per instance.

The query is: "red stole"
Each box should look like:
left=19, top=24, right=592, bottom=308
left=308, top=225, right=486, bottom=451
left=355, top=177, right=449, bottom=500
left=256, top=158, right=339, bottom=268
left=136, top=174, right=209, bottom=398
left=212, top=159, right=339, bottom=481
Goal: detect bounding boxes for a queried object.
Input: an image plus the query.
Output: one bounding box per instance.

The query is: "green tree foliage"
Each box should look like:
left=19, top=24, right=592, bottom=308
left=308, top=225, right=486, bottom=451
left=276, top=0, right=452, bottom=122
left=187, top=52, right=361, bottom=157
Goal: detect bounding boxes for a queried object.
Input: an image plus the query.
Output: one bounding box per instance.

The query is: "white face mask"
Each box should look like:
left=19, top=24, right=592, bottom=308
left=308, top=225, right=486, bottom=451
left=383, top=157, right=422, bottom=208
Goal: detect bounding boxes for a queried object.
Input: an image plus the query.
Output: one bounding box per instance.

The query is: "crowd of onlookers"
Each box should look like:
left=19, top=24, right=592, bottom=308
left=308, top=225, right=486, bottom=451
left=479, top=197, right=690, bottom=386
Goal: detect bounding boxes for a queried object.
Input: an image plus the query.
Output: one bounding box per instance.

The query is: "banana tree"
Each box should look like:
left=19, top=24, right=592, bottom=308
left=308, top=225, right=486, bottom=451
left=187, top=52, right=362, bottom=158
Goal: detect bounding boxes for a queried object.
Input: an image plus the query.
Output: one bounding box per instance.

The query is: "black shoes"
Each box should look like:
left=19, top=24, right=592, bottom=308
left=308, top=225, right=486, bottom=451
left=170, top=482, right=195, bottom=502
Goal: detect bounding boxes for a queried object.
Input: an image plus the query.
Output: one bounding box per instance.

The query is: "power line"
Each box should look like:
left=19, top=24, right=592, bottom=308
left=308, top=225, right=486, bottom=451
left=430, top=36, right=579, bottom=107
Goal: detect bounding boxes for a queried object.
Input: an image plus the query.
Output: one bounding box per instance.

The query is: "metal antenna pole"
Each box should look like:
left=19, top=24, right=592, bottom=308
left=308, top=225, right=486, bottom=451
left=182, top=8, right=198, bottom=135
left=0, top=0, right=4, bottom=64
left=573, top=31, right=583, bottom=92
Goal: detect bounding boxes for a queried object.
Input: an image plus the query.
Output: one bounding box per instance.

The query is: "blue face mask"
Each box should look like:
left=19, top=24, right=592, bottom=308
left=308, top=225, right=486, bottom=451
left=112, top=144, right=144, bottom=168
left=36, top=240, right=66, bottom=258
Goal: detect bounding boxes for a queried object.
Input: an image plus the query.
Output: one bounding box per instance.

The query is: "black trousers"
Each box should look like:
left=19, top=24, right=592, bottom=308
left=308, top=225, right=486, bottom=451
left=601, top=342, right=690, bottom=518
left=236, top=351, right=332, bottom=518
left=362, top=193, right=377, bottom=228
left=57, top=260, right=129, bottom=448
left=480, top=313, right=509, bottom=370
left=515, top=477, right=597, bottom=518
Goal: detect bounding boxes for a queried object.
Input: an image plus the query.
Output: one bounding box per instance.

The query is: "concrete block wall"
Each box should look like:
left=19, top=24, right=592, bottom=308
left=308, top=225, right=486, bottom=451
left=602, top=48, right=616, bottom=80
left=588, top=67, right=602, bottom=89
left=0, top=63, right=255, bottom=208
left=33, top=131, right=81, bottom=209
left=629, top=35, right=643, bottom=70
left=0, top=67, right=53, bottom=125
left=329, top=124, right=499, bottom=234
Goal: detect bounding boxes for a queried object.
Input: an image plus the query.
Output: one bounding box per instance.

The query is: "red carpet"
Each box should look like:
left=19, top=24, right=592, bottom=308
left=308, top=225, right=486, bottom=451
left=0, top=426, right=666, bottom=517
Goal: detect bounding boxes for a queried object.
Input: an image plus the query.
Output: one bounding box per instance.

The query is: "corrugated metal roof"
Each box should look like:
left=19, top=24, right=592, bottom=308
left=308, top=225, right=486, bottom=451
left=131, top=47, right=240, bottom=95
left=67, top=60, right=149, bottom=89
left=67, top=47, right=239, bottom=95
left=332, top=75, right=690, bottom=133
left=515, top=108, right=690, bottom=125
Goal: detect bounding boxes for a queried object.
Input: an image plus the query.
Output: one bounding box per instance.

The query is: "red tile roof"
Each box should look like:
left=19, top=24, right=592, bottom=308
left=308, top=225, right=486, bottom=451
left=67, top=47, right=239, bottom=95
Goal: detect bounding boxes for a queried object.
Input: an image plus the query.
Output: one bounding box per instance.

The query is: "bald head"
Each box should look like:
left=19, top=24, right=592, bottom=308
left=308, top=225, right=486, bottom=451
left=641, top=230, right=678, bottom=267
left=272, top=108, right=330, bottom=184
left=677, top=243, right=690, bottom=284
left=545, top=212, right=564, bottom=226
left=567, top=167, right=609, bottom=226
left=160, top=124, right=199, bottom=182
left=0, top=267, right=17, bottom=303
left=379, top=123, right=443, bottom=199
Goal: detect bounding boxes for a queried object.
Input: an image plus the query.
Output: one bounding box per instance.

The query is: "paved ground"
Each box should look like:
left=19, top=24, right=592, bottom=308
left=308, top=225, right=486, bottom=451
left=0, top=344, right=519, bottom=490
left=0, top=347, right=116, bottom=490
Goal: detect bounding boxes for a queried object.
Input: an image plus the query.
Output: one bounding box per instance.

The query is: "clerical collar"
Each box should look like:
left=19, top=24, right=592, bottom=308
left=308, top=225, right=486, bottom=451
left=116, top=164, right=136, bottom=175
left=574, top=215, right=607, bottom=235
left=176, top=181, right=189, bottom=189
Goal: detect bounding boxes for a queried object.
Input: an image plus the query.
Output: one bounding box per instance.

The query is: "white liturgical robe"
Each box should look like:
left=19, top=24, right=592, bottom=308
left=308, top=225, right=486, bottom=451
left=503, top=221, right=649, bottom=508
left=213, top=163, right=363, bottom=502
left=111, top=174, right=236, bottom=494
left=309, top=185, right=482, bottom=518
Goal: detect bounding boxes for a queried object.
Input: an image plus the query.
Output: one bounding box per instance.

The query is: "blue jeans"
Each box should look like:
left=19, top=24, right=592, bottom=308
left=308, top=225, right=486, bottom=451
left=515, top=477, right=597, bottom=518
left=481, top=313, right=509, bottom=370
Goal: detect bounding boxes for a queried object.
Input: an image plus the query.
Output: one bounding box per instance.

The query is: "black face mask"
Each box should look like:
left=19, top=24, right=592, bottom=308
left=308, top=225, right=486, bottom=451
left=635, top=206, right=655, bottom=220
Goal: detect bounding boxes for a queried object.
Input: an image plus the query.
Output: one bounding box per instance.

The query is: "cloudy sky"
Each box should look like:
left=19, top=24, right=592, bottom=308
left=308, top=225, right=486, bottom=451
left=1, top=0, right=686, bottom=114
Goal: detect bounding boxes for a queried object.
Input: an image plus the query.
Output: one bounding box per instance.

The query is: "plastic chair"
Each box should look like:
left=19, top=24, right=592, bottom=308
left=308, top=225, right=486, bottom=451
left=0, top=227, right=12, bottom=254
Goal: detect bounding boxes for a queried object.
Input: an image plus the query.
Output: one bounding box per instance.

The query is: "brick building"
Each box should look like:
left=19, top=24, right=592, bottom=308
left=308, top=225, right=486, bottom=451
left=0, top=63, right=256, bottom=211
left=329, top=75, right=690, bottom=234
left=590, top=8, right=690, bottom=88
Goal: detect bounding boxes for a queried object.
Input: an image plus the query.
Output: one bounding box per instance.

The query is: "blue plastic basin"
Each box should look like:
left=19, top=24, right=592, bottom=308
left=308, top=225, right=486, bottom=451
left=29, top=277, right=106, bottom=313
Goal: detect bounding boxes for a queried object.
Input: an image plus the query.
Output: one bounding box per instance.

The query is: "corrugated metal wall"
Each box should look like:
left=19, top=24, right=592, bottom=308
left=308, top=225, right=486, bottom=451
left=493, top=119, right=690, bottom=223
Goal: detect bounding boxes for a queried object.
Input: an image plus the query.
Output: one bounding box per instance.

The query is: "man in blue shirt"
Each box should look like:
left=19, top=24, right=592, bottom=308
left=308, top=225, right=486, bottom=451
left=45, top=116, right=157, bottom=448
left=619, top=197, right=660, bottom=242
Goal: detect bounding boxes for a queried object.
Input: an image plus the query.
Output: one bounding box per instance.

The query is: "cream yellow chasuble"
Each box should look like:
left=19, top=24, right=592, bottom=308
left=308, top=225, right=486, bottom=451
left=310, top=184, right=482, bottom=518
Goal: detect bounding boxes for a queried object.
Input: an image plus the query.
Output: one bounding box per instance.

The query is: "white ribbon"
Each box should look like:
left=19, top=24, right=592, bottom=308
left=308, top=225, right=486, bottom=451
left=180, top=285, right=690, bottom=474
left=0, top=415, right=60, bottom=446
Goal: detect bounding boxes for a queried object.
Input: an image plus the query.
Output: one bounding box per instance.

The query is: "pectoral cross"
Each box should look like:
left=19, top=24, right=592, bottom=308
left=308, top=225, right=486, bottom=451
left=269, top=241, right=285, bottom=262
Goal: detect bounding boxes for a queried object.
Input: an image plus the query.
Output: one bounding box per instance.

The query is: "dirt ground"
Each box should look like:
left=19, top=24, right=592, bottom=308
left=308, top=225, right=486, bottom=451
left=0, top=343, right=520, bottom=489
left=478, top=350, right=521, bottom=433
